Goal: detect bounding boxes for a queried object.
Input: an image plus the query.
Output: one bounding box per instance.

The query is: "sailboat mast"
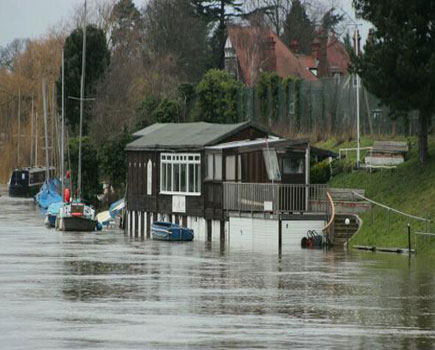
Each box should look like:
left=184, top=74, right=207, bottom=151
left=78, top=0, right=87, bottom=198
left=61, top=50, right=65, bottom=200
left=17, top=89, right=21, bottom=165
left=30, top=96, right=34, bottom=165
left=42, top=79, right=50, bottom=180
left=35, top=112, right=38, bottom=165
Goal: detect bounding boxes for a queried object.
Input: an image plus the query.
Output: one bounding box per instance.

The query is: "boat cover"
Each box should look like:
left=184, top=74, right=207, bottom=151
left=35, top=178, right=62, bottom=210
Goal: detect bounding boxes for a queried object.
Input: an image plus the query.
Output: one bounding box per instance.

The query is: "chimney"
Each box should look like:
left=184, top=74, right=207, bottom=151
left=289, top=39, right=299, bottom=54
left=262, top=34, right=276, bottom=72
left=311, top=37, right=321, bottom=60
left=314, top=28, right=329, bottom=78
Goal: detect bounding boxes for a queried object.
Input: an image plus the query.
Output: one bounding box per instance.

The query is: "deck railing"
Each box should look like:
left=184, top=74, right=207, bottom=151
left=223, top=183, right=327, bottom=214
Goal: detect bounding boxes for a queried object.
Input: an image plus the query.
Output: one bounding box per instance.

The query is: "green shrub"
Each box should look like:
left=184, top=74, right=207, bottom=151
left=310, top=159, right=331, bottom=184
left=331, top=159, right=354, bottom=176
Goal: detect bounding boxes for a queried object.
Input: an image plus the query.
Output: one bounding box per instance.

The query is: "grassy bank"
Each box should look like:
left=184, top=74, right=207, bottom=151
left=318, top=136, right=435, bottom=253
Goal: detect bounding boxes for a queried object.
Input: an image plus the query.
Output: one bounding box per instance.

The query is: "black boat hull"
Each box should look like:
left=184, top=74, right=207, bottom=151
left=9, top=184, right=40, bottom=198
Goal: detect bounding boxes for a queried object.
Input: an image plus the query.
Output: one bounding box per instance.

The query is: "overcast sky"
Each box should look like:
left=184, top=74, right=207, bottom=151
left=0, top=0, right=370, bottom=48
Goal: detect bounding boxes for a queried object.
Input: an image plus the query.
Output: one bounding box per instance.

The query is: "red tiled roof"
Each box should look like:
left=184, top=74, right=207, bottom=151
left=326, top=36, right=350, bottom=74
left=226, top=25, right=350, bottom=84
left=273, top=31, right=318, bottom=81
left=227, top=25, right=318, bottom=85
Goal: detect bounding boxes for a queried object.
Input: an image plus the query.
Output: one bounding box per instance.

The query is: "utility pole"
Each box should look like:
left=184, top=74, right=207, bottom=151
left=354, top=28, right=361, bottom=168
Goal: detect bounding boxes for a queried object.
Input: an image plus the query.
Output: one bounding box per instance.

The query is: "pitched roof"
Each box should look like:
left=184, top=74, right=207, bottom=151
left=295, top=35, right=350, bottom=77
left=126, top=122, right=266, bottom=151
left=227, top=25, right=317, bottom=85
left=273, top=31, right=318, bottom=81
left=325, top=36, right=350, bottom=75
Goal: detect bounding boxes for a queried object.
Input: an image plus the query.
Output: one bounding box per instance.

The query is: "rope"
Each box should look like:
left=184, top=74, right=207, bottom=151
left=352, top=191, right=430, bottom=222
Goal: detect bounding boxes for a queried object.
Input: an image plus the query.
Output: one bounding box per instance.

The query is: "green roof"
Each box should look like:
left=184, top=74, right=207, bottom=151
left=126, top=122, right=261, bottom=151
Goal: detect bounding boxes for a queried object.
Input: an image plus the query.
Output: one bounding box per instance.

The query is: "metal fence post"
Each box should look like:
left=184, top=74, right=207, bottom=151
left=408, top=223, right=411, bottom=254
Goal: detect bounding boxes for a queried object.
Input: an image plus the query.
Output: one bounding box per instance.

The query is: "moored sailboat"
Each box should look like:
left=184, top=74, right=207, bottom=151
left=56, top=2, right=97, bottom=232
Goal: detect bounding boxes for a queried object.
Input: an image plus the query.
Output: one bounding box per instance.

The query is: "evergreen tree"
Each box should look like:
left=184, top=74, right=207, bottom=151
left=58, top=25, right=110, bottom=134
left=194, top=69, right=243, bottom=123
left=68, top=136, right=102, bottom=205
left=98, top=127, right=132, bottom=192
left=282, top=0, right=314, bottom=54
left=191, top=0, right=243, bottom=69
left=353, top=0, right=435, bottom=162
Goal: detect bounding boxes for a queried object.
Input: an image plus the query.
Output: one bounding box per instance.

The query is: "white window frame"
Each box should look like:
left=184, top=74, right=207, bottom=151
left=160, top=153, right=201, bottom=196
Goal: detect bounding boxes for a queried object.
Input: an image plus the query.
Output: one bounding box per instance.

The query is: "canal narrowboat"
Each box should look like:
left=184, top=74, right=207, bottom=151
left=8, top=166, right=55, bottom=198
left=151, top=222, right=194, bottom=241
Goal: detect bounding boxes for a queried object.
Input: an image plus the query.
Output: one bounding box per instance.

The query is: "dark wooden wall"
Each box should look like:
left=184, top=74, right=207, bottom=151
left=126, top=126, right=307, bottom=221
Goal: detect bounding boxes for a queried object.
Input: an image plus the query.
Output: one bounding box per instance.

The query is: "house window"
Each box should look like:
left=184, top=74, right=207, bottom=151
left=283, top=158, right=304, bottom=174
left=226, top=155, right=236, bottom=181
left=214, top=153, right=222, bottom=180
left=160, top=153, right=201, bottom=195
left=205, top=152, right=223, bottom=181
left=206, top=154, right=213, bottom=180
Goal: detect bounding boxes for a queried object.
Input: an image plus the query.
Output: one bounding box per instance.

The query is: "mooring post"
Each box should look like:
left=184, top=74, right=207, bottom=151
left=408, top=223, right=411, bottom=254
left=345, top=217, right=350, bottom=249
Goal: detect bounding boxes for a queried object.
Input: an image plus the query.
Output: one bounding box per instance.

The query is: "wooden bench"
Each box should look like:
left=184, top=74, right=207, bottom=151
left=366, top=141, right=408, bottom=166
left=371, top=141, right=408, bottom=155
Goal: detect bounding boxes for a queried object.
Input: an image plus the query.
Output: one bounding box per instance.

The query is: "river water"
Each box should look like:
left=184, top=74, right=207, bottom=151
left=1, top=186, right=435, bottom=349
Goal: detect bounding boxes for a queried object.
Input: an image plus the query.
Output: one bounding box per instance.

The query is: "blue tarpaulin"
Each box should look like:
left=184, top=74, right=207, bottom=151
left=35, top=178, right=62, bottom=210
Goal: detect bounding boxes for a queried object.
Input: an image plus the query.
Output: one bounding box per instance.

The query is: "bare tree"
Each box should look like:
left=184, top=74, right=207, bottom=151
left=229, top=25, right=275, bottom=87
left=0, top=39, right=27, bottom=71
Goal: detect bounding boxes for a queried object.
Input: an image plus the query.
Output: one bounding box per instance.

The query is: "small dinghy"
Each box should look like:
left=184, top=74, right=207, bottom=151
left=151, top=222, right=194, bottom=241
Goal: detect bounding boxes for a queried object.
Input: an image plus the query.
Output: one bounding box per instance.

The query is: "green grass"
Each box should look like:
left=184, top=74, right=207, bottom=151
left=320, top=136, right=435, bottom=253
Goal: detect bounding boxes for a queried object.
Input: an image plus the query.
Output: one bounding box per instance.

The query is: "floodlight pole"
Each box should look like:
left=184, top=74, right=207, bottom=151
left=354, top=28, right=361, bottom=169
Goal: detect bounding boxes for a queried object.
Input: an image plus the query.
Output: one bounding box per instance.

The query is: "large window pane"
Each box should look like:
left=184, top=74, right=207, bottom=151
left=161, top=162, right=166, bottom=191
left=180, top=164, right=187, bottom=192
left=226, top=155, right=236, bottom=181
left=215, top=153, right=222, bottom=180
left=160, top=153, right=201, bottom=194
left=207, top=154, right=213, bottom=180
left=188, top=164, right=194, bottom=193
left=195, top=164, right=200, bottom=192
left=283, top=158, right=304, bottom=174
left=167, top=164, right=172, bottom=191
left=237, top=155, right=242, bottom=181
left=173, top=163, right=179, bottom=192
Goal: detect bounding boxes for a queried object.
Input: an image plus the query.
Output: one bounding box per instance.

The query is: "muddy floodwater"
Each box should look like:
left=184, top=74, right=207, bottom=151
left=1, top=186, right=435, bottom=349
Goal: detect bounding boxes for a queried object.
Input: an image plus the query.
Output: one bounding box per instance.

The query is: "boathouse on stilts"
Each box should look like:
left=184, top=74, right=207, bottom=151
left=125, top=121, right=337, bottom=250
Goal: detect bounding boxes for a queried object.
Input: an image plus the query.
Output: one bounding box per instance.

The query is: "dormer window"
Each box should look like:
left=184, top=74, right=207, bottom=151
left=309, top=68, right=318, bottom=77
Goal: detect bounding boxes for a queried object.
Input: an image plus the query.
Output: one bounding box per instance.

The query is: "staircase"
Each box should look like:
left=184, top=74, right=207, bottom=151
left=331, top=214, right=360, bottom=247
